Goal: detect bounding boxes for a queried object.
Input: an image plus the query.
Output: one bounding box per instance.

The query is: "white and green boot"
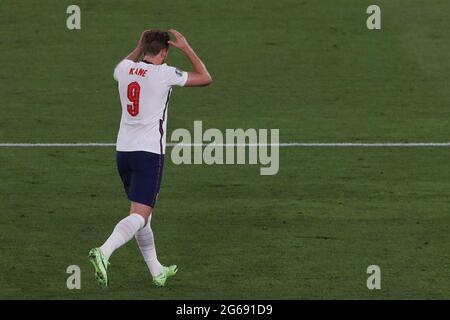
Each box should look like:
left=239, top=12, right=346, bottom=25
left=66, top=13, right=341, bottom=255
left=153, top=265, right=178, bottom=287
left=88, top=248, right=110, bottom=287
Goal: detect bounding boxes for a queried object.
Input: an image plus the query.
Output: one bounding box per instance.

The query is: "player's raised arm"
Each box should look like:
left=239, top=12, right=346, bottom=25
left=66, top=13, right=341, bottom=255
left=113, top=30, right=149, bottom=81
left=168, top=29, right=213, bottom=87
left=124, top=30, right=148, bottom=62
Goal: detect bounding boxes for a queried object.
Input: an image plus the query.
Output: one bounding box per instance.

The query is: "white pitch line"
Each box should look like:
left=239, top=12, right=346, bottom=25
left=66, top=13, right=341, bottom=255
left=0, top=142, right=450, bottom=147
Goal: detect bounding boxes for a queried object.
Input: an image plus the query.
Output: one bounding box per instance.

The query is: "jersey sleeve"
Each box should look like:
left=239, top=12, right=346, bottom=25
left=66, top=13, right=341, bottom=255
left=113, top=59, right=134, bottom=81
left=161, top=65, right=188, bottom=87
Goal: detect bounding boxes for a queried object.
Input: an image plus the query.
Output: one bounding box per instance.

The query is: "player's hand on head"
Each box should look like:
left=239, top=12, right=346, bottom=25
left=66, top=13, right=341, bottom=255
left=168, top=29, right=190, bottom=51
left=138, top=30, right=151, bottom=49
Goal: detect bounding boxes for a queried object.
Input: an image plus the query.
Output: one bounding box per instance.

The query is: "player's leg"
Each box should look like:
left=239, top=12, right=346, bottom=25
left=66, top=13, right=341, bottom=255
left=135, top=211, right=163, bottom=275
left=89, top=152, right=149, bottom=287
left=89, top=207, right=149, bottom=287
left=131, top=152, right=177, bottom=287
left=96, top=153, right=152, bottom=260
left=99, top=209, right=149, bottom=260
left=132, top=155, right=164, bottom=277
left=100, top=152, right=151, bottom=256
left=135, top=211, right=178, bottom=287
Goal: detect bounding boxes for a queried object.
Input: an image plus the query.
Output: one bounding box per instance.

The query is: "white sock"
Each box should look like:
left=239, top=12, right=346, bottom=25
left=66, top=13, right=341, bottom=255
left=135, top=215, right=164, bottom=277
left=100, top=213, right=145, bottom=259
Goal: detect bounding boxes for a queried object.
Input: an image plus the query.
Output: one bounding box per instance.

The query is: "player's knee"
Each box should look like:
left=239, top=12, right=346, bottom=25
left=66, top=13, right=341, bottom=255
left=130, top=202, right=153, bottom=225
left=131, top=211, right=151, bottom=225
left=142, top=212, right=152, bottom=225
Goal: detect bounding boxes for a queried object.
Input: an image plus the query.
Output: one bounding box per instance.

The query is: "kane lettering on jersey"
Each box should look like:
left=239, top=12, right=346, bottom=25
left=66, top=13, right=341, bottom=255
left=113, top=59, right=188, bottom=154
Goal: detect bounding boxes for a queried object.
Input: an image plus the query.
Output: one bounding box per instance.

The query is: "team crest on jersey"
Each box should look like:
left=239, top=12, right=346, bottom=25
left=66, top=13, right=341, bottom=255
left=175, top=69, right=183, bottom=77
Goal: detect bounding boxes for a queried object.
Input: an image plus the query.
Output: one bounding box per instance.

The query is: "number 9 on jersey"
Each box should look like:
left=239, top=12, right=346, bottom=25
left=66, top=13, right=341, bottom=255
left=127, top=82, right=140, bottom=116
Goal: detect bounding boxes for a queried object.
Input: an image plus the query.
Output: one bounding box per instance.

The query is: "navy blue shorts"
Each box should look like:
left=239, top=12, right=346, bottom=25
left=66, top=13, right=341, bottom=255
left=116, top=151, right=164, bottom=208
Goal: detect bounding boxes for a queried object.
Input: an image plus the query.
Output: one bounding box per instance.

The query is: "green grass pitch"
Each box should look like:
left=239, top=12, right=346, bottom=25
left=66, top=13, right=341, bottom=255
left=0, top=0, right=449, bottom=299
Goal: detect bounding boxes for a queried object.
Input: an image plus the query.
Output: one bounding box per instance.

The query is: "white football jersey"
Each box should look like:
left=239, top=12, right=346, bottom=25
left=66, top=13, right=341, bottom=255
left=113, top=59, right=188, bottom=154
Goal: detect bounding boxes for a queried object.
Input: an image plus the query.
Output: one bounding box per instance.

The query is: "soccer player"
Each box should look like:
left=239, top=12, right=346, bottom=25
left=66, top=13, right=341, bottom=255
left=88, top=29, right=212, bottom=287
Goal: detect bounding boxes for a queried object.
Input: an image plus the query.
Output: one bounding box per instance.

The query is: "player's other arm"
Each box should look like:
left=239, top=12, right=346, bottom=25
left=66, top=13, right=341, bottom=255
left=124, top=30, right=147, bottom=62
left=168, top=29, right=213, bottom=87
left=113, top=31, right=148, bottom=80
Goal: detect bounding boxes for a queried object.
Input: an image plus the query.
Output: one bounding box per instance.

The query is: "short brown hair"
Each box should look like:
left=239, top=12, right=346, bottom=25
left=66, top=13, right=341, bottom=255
left=143, top=30, right=170, bottom=56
